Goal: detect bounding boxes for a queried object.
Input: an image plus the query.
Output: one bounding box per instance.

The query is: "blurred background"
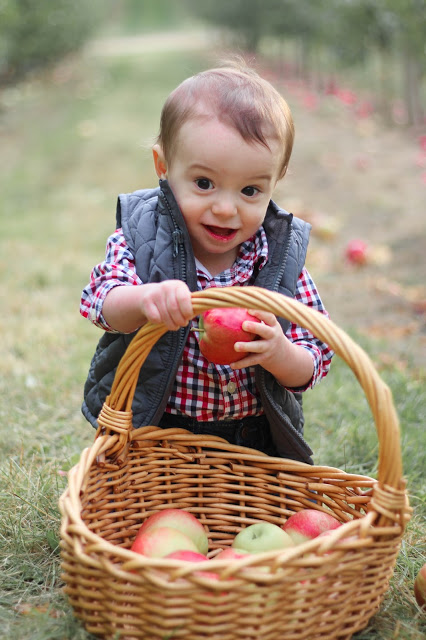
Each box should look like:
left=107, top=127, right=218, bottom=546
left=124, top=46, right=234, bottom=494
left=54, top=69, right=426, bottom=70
left=1, top=0, right=424, bottom=369
left=1, top=2, right=425, bottom=638
left=1, top=0, right=424, bottom=122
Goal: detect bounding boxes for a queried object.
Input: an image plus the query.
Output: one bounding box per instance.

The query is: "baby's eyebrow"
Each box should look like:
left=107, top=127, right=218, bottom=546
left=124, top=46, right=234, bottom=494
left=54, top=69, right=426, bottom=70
left=188, top=163, right=213, bottom=173
left=188, top=163, right=274, bottom=183
left=247, top=174, right=274, bottom=181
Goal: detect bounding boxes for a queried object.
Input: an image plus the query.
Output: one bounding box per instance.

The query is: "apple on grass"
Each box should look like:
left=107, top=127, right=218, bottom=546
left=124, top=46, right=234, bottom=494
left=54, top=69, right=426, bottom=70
left=196, top=307, right=261, bottom=365
left=414, top=562, right=426, bottom=608
left=131, top=526, right=199, bottom=558
left=134, top=508, right=209, bottom=555
left=345, top=239, right=369, bottom=266
left=282, top=509, right=341, bottom=545
left=232, top=522, right=294, bottom=554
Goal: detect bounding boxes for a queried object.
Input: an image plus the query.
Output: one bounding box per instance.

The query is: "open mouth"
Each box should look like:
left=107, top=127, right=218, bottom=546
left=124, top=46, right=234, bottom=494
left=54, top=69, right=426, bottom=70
left=204, top=225, right=237, bottom=240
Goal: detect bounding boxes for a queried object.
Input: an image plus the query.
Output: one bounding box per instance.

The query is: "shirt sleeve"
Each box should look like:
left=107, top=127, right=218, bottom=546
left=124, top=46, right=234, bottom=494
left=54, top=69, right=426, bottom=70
left=285, top=267, right=334, bottom=390
left=80, top=229, right=142, bottom=332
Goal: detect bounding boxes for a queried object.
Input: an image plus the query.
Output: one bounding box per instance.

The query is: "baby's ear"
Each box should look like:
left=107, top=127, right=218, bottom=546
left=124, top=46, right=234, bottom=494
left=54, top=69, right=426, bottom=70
left=152, top=145, right=167, bottom=179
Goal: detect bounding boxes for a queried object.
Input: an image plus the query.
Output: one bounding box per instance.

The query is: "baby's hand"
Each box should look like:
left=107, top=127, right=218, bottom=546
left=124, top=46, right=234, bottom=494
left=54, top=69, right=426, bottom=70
left=139, top=280, right=193, bottom=330
left=231, top=309, right=315, bottom=388
left=231, top=309, right=289, bottom=372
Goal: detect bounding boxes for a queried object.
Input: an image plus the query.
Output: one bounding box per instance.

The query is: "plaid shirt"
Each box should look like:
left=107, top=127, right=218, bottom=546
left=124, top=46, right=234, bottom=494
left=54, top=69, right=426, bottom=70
left=81, top=227, right=333, bottom=420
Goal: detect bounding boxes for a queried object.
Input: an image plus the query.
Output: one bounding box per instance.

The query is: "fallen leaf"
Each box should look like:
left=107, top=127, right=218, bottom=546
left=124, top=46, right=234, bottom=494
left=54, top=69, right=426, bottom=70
left=14, top=603, right=64, bottom=618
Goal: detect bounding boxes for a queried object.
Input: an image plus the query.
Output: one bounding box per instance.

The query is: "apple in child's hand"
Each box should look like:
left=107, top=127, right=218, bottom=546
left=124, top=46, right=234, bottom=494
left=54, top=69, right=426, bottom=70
left=197, top=308, right=260, bottom=365
left=232, top=522, right=294, bottom=554
left=282, top=509, right=341, bottom=545
left=414, top=562, right=426, bottom=608
left=134, top=508, right=209, bottom=555
left=131, top=526, right=199, bottom=558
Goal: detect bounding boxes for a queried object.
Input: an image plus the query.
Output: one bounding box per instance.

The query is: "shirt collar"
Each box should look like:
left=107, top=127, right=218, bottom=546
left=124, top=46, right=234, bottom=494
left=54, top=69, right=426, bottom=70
left=196, top=226, right=268, bottom=286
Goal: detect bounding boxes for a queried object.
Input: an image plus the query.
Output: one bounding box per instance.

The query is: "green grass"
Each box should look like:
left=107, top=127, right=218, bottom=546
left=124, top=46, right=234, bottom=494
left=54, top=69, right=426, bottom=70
left=0, top=37, right=425, bottom=640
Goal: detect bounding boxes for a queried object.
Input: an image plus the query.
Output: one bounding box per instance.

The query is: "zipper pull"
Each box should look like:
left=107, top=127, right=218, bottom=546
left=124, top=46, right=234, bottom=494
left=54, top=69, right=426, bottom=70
left=172, top=229, right=183, bottom=257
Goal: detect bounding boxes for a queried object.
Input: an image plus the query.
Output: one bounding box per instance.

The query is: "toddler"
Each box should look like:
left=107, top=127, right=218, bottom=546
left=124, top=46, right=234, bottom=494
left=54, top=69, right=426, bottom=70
left=80, top=61, right=334, bottom=463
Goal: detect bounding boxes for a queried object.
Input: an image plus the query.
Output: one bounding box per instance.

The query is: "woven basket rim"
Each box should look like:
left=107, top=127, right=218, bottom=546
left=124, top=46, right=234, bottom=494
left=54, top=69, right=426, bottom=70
left=59, top=424, right=409, bottom=574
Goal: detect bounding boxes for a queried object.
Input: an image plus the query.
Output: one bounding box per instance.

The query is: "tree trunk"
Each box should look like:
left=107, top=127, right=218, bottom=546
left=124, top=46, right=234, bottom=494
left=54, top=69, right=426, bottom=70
left=403, top=50, right=424, bottom=127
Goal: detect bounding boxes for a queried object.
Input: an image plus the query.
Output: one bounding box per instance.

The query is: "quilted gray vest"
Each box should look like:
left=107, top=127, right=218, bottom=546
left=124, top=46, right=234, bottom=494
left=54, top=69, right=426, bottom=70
left=82, top=180, right=314, bottom=463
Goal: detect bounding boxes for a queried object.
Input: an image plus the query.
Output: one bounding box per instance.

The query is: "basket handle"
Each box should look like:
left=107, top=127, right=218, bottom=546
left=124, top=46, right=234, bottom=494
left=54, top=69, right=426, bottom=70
left=101, top=286, right=404, bottom=495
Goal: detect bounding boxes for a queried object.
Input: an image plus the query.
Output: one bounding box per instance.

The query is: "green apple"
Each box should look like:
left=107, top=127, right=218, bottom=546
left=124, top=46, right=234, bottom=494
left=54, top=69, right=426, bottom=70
left=232, top=522, right=294, bottom=554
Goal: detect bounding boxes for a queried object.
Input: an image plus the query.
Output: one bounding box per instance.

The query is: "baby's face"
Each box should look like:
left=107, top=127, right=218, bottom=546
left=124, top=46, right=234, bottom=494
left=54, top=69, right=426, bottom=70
left=157, top=116, right=282, bottom=275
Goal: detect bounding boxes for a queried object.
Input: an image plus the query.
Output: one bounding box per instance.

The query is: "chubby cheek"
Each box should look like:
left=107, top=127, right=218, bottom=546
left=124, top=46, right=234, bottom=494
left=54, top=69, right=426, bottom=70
left=173, top=191, right=204, bottom=221
left=244, top=209, right=267, bottom=236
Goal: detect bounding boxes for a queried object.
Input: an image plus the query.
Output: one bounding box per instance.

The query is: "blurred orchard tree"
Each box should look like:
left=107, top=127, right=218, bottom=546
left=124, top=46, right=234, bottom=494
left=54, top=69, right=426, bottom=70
left=185, top=0, right=425, bottom=126
left=0, top=0, right=105, bottom=84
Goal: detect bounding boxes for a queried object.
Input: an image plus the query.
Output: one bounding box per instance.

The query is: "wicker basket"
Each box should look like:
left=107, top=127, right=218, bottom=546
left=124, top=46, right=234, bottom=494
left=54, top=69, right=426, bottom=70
left=59, top=287, right=411, bottom=640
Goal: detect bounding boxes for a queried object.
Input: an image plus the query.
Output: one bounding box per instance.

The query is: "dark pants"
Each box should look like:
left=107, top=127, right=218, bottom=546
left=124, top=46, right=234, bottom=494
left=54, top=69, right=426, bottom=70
left=157, top=412, right=278, bottom=456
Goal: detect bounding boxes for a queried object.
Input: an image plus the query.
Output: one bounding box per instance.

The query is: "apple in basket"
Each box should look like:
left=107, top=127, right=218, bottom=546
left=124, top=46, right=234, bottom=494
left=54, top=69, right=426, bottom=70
left=215, top=548, right=249, bottom=561
left=281, top=509, right=341, bottom=545
left=196, top=308, right=261, bottom=365
left=165, top=550, right=209, bottom=562
left=132, top=508, right=209, bottom=555
left=232, top=522, right=294, bottom=554
left=131, top=526, right=200, bottom=558
left=165, top=550, right=219, bottom=581
left=414, top=562, right=426, bottom=608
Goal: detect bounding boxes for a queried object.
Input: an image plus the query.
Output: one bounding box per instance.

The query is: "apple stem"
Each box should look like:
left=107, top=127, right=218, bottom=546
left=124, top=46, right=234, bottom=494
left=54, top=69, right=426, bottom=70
left=190, top=327, right=204, bottom=336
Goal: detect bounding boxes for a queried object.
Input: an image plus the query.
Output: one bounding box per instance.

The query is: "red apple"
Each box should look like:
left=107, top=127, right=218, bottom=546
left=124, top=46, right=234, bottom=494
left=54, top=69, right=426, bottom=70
left=164, top=550, right=208, bottom=562
left=134, top=508, right=208, bottom=555
left=345, top=239, right=368, bottom=266
left=164, top=549, right=219, bottom=580
left=131, top=526, right=199, bottom=558
left=414, top=562, right=426, bottom=608
left=282, top=509, right=341, bottom=545
left=197, top=308, right=260, bottom=365
left=215, top=548, right=249, bottom=561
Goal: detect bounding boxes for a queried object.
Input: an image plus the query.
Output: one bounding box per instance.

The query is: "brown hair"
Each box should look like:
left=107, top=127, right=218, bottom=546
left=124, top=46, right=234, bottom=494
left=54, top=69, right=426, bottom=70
left=156, top=60, right=295, bottom=178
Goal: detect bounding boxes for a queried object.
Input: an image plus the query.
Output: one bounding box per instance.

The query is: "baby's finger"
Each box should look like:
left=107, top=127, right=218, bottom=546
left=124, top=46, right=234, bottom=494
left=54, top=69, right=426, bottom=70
left=234, top=340, right=264, bottom=355
left=143, top=300, right=162, bottom=325
left=230, top=353, right=259, bottom=369
left=247, top=309, right=277, bottom=325
left=242, top=319, right=273, bottom=339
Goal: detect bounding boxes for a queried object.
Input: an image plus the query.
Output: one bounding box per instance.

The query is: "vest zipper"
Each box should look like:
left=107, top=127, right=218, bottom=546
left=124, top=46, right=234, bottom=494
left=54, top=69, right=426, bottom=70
left=272, top=214, right=293, bottom=291
left=161, top=187, right=187, bottom=284
left=161, top=188, right=188, bottom=350
left=172, top=229, right=183, bottom=258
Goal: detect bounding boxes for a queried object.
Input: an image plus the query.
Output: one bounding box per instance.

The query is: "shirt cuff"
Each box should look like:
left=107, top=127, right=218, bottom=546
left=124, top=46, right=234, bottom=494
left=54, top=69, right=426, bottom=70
left=88, top=282, right=126, bottom=333
left=286, top=343, right=322, bottom=392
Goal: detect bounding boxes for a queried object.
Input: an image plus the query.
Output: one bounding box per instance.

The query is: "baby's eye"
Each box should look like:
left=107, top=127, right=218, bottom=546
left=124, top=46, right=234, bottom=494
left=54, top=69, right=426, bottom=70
left=241, top=186, right=259, bottom=197
left=195, top=178, right=213, bottom=190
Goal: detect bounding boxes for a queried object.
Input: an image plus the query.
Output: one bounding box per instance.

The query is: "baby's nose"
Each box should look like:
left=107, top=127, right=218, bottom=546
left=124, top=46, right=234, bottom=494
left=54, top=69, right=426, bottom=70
left=211, top=194, right=237, bottom=217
